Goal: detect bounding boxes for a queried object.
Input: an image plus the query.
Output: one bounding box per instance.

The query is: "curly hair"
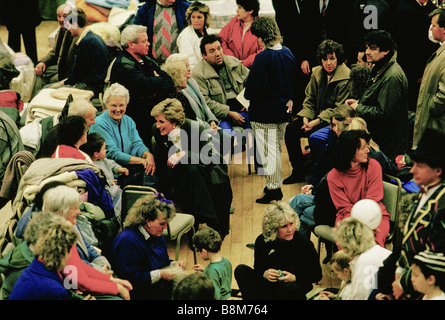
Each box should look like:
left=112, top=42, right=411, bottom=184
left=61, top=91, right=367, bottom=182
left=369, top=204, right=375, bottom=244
left=192, top=226, right=222, bottom=253
left=317, top=39, right=345, bottom=65
left=123, top=193, right=176, bottom=229
left=250, top=16, right=282, bottom=48
left=186, top=1, right=211, bottom=28
left=151, top=98, right=185, bottom=126
left=162, top=60, right=187, bottom=89
left=349, top=64, right=371, bottom=100
left=334, top=217, right=375, bottom=258
left=32, top=213, right=78, bottom=271
left=103, top=82, right=130, bottom=105
left=262, top=201, right=299, bottom=242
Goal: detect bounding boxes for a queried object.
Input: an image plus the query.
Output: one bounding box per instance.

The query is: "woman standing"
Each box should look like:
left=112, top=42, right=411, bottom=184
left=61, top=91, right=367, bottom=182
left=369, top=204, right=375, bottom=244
left=327, top=130, right=390, bottom=247
left=234, top=201, right=322, bottom=300
left=177, top=1, right=214, bottom=69
left=219, top=0, right=263, bottom=68
left=244, top=17, right=297, bottom=203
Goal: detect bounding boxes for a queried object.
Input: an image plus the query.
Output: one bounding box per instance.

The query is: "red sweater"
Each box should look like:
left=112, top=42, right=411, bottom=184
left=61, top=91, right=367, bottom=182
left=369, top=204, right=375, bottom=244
left=219, top=16, right=263, bottom=68
left=64, top=245, right=118, bottom=296
left=327, top=158, right=390, bottom=246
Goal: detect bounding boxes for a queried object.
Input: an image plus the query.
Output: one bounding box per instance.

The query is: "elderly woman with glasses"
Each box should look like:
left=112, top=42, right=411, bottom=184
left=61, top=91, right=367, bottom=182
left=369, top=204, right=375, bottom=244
left=110, top=193, right=186, bottom=300
left=234, top=201, right=322, bottom=300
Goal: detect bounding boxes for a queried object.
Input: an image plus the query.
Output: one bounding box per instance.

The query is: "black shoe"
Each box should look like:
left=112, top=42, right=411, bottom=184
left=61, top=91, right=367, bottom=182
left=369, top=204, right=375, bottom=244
left=256, top=188, right=283, bottom=204
left=246, top=243, right=255, bottom=249
left=283, top=172, right=307, bottom=184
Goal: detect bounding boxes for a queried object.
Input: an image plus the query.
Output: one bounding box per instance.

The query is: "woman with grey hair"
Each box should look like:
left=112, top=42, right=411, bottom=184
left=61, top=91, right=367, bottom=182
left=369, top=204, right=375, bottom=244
left=334, top=217, right=391, bottom=300
left=89, top=82, right=156, bottom=187
left=234, top=201, right=322, bottom=300
left=110, top=193, right=186, bottom=300
left=151, top=98, right=232, bottom=239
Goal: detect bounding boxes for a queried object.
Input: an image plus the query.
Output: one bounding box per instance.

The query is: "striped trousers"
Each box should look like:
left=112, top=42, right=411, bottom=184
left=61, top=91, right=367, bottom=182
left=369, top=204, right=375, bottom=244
left=250, top=121, right=287, bottom=190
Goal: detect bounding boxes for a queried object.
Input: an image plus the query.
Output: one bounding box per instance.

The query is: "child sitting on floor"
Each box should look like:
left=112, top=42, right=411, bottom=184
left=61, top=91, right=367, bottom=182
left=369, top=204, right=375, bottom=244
left=192, top=226, right=232, bottom=300
left=317, top=250, right=352, bottom=300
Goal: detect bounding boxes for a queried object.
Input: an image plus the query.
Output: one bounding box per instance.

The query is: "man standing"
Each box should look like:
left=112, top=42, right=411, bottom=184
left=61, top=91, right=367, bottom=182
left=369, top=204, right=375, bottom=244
left=412, top=8, right=445, bottom=148
left=109, top=24, right=175, bottom=147
left=32, top=3, right=77, bottom=99
left=134, top=0, right=190, bottom=64
left=192, top=34, right=250, bottom=137
left=51, top=8, right=110, bottom=98
left=346, top=30, right=409, bottom=161
left=377, top=128, right=445, bottom=300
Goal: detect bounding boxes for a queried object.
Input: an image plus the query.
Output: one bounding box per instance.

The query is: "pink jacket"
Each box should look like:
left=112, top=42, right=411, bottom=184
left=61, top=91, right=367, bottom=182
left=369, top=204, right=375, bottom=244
left=219, top=16, right=262, bottom=68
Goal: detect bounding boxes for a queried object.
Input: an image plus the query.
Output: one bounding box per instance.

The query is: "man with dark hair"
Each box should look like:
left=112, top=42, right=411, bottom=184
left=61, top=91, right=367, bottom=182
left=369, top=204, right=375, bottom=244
left=134, top=0, right=190, bottom=64
left=192, top=34, right=250, bottom=135
left=377, top=128, right=445, bottom=300
left=413, top=8, right=445, bottom=148
left=345, top=30, right=409, bottom=161
left=283, top=39, right=351, bottom=184
left=50, top=8, right=110, bottom=97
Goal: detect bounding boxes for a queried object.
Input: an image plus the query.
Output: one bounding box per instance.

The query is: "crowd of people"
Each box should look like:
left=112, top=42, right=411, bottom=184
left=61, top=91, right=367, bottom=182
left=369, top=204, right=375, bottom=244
left=0, top=0, right=445, bottom=301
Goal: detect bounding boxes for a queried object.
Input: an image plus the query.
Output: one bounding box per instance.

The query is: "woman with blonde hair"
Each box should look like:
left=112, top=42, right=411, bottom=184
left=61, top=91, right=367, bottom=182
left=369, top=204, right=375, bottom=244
left=334, top=217, right=392, bottom=299
left=234, top=201, right=321, bottom=300
left=110, top=193, right=186, bottom=300
left=151, top=98, right=232, bottom=239
left=177, top=1, right=214, bottom=68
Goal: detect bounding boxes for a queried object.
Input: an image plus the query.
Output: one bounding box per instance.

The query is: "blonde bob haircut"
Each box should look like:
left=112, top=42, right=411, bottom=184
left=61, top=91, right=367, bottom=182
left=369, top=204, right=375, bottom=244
left=162, top=60, right=187, bottom=89
left=186, top=1, right=211, bottom=28
left=123, top=193, right=176, bottom=229
left=334, top=217, right=376, bottom=258
left=262, top=201, right=299, bottom=242
left=345, top=117, right=380, bottom=152
left=103, top=82, right=130, bottom=106
left=42, top=185, right=80, bottom=219
left=32, top=213, right=78, bottom=271
left=151, top=98, right=185, bottom=126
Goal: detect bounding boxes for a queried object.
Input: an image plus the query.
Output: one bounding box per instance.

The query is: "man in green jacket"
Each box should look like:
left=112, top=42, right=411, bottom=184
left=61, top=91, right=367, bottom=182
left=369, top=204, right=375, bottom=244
left=346, top=30, right=409, bottom=161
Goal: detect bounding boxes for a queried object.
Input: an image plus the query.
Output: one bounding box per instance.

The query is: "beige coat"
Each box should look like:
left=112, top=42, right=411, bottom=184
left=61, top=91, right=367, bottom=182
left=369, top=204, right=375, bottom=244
left=413, top=44, right=445, bottom=147
left=192, top=55, right=249, bottom=120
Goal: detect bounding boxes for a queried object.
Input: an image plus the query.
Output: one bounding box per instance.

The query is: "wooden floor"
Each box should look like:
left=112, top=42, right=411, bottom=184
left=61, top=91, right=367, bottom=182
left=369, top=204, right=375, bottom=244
left=0, top=20, right=341, bottom=296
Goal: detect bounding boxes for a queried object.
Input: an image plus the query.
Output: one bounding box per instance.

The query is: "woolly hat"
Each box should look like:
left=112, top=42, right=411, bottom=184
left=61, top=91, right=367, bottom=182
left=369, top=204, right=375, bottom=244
left=413, top=251, right=445, bottom=273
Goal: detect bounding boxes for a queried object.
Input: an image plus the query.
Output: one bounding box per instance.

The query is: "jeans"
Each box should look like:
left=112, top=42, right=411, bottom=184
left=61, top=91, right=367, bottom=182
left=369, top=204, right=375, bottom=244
left=289, top=193, right=315, bottom=239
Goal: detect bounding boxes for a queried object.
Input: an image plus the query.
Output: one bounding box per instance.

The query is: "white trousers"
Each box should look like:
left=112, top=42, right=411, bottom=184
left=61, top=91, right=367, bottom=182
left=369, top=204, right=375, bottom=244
left=251, top=121, right=287, bottom=190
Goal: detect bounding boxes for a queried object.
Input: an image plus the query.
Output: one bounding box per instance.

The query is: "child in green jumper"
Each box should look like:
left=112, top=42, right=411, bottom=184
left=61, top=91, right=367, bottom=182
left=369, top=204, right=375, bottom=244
left=192, top=226, right=232, bottom=300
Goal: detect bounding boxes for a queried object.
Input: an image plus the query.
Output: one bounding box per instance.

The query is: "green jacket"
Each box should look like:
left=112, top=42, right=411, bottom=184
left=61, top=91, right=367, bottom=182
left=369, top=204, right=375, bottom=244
left=0, top=240, right=33, bottom=300
left=413, top=44, right=445, bottom=148
left=297, top=63, right=351, bottom=122
left=355, top=53, right=409, bottom=160
left=192, top=55, right=249, bottom=120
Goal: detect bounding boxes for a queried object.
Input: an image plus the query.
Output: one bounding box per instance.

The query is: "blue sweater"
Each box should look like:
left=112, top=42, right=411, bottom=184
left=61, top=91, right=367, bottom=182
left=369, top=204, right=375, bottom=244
left=245, top=45, right=297, bottom=123
left=109, top=228, right=172, bottom=299
left=8, top=259, right=70, bottom=300
left=89, top=111, right=150, bottom=166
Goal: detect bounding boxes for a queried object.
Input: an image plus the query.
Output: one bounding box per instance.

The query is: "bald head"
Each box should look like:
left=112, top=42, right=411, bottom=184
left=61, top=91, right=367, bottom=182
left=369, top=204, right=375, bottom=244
left=57, top=3, right=72, bottom=28
left=68, top=100, right=97, bottom=127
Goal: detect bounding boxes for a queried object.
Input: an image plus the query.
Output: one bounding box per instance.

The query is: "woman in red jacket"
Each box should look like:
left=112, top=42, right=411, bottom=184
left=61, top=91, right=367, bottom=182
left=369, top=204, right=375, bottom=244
left=327, top=130, right=390, bottom=247
left=218, top=0, right=262, bottom=68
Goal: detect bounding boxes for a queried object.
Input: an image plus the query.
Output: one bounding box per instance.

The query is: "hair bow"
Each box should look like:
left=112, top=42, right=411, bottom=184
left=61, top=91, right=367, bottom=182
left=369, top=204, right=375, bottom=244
left=155, top=192, right=175, bottom=206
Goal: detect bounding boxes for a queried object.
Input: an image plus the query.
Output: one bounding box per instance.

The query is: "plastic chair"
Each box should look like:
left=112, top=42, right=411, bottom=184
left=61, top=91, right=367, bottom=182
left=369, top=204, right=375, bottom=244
left=122, top=185, right=197, bottom=263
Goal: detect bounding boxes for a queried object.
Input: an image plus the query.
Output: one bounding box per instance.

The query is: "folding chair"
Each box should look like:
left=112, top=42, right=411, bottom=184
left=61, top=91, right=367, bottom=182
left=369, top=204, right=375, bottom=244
left=122, top=185, right=197, bottom=263
left=382, top=174, right=404, bottom=246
